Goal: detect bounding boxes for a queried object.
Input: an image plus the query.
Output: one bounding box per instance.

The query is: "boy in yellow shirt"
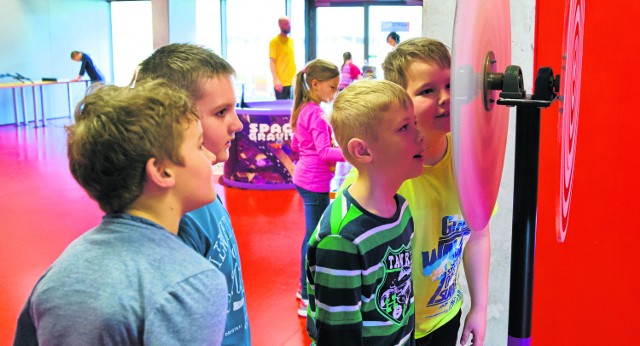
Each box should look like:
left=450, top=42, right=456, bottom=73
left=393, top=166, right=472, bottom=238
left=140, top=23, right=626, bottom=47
left=342, top=37, right=490, bottom=346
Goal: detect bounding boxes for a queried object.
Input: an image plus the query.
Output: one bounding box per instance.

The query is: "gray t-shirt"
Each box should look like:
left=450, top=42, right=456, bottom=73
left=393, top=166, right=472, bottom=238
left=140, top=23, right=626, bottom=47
left=14, top=213, right=227, bottom=345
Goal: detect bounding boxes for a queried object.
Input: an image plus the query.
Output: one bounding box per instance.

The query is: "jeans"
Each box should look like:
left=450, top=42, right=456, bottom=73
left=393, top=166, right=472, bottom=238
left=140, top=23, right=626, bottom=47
left=295, top=185, right=330, bottom=300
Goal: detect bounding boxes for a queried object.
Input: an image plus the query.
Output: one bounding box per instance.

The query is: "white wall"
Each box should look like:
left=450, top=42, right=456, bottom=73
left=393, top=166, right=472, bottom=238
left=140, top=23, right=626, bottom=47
left=0, top=0, right=111, bottom=125
left=422, top=1, right=536, bottom=345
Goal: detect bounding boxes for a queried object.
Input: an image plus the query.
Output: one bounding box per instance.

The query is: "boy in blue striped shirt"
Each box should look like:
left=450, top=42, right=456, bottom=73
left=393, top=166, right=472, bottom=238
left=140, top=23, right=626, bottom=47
left=306, top=79, right=424, bottom=345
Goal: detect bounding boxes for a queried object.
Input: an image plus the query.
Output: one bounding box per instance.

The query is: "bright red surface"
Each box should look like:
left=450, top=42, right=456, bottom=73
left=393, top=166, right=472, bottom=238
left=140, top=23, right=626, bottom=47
left=0, top=120, right=311, bottom=345
left=534, top=0, right=640, bottom=343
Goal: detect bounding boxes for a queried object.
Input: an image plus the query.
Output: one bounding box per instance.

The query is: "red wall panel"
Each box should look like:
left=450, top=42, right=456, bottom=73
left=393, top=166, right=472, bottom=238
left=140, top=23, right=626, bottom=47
left=533, top=0, right=640, bottom=344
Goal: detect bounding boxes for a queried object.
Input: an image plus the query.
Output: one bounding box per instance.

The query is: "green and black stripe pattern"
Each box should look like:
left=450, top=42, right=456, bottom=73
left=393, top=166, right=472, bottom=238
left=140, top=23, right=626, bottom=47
left=306, top=188, right=415, bottom=345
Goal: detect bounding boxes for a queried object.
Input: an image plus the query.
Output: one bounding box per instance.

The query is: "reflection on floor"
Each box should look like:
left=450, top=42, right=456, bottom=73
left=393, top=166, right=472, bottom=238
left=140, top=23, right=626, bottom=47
left=0, top=119, right=311, bottom=345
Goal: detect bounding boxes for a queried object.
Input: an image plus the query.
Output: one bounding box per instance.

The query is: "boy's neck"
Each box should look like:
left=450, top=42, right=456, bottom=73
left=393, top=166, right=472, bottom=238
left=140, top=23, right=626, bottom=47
left=422, top=134, right=448, bottom=166
left=125, top=195, right=183, bottom=235
left=348, top=170, right=399, bottom=218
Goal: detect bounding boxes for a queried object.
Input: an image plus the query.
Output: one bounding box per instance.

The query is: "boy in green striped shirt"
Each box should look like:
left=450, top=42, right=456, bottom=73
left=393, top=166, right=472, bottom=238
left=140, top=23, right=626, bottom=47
left=305, top=80, right=425, bottom=345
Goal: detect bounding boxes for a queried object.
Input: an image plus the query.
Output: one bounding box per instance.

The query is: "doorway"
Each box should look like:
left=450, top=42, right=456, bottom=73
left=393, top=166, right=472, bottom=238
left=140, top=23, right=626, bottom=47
left=316, top=4, right=422, bottom=79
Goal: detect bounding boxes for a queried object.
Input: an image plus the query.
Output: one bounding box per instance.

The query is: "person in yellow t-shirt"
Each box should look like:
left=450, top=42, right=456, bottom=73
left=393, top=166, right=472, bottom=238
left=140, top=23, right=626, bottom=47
left=269, top=16, right=297, bottom=100
left=340, top=37, right=490, bottom=346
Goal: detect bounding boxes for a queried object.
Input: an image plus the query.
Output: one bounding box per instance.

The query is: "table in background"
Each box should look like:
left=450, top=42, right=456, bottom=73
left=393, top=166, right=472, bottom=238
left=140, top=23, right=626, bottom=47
left=0, top=80, right=90, bottom=127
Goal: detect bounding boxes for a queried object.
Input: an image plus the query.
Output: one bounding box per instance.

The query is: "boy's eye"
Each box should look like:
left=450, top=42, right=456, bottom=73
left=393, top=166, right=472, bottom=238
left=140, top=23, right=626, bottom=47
left=214, top=108, right=226, bottom=117
left=399, top=124, right=408, bottom=131
left=419, top=88, right=434, bottom=96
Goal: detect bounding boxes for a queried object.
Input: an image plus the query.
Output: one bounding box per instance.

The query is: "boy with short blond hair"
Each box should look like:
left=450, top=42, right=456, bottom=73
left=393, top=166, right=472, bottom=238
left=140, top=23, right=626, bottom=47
left=14, top=80, right=228, bottom=345
left=385, top=37, right=490, bottom=346
left=341, top=37, right=490, bottom=346
left=306, top=79, right=424, bottom=345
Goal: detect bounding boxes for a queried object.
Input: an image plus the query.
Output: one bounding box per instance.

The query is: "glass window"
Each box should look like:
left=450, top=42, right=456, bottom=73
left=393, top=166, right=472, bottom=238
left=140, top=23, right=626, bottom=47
left=290, top=0, right=306, bottom=69
left=195, top=0, right=222, bottom=53
left=110, top=1, right=153, bottom=86
left=317, top=7, right=365, bottom=72
left=368, top=5, right=422, bottom=78
left=226, top=0, right=288, bottom=101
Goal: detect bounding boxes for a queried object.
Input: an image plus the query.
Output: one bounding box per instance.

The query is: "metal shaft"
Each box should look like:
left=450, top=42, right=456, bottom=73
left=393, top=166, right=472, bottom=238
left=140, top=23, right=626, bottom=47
left=507, top=105, right=541, bottom=346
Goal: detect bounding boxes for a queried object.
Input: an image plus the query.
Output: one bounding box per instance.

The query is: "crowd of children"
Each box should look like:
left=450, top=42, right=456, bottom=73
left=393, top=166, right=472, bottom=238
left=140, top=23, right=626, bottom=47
left=14, top=36, right=490, bottom=346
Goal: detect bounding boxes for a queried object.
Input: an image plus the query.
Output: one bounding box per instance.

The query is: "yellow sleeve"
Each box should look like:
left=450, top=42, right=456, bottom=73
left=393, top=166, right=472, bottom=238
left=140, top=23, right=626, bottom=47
left=269, top=38, right=276, bottom=59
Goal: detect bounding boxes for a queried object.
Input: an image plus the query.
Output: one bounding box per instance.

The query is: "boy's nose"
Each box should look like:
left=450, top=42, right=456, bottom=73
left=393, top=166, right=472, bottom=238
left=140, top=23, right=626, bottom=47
left=439, top=89, right=451, bottom=105
left=415, top=127, right=425, bottom=144
left=230, top=109, right=244, bottom=133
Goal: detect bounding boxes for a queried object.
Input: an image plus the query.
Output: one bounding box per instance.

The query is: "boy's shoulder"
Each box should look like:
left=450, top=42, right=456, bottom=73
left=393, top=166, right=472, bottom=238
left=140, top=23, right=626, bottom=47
left=316, top=191, right=409, bottom=242
left=39, top=214, right=217, bottom=294
left=24, top=215, right=227, bottom=345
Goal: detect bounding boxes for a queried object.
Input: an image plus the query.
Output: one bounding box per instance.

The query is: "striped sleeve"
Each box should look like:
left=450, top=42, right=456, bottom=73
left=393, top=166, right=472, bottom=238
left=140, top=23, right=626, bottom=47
left=312, top=235, right=364, bottom=344
left=307, top=193, right=364, bottom=344
left=306, top=191, right=415, bottom=345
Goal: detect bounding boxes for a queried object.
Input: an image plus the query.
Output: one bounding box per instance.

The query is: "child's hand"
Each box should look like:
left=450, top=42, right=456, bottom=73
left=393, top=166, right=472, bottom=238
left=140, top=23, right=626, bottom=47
left=459, top=306, right=486, bottom=346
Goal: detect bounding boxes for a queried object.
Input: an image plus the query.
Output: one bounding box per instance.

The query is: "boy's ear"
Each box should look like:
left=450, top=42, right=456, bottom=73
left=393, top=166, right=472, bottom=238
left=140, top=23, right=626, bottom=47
left=145, top=158, right=176, bottom=188
left=347, top=138, right=372, bottom=163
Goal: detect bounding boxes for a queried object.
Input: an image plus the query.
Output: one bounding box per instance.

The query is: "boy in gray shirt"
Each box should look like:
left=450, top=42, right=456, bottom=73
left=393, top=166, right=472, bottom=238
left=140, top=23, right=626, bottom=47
left=14, top=80, right=228, bottom=345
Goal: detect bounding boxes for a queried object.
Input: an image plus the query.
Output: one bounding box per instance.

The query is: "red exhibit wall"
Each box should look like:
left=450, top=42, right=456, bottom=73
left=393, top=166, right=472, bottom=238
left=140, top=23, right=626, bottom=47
left=533, top=0, right=640, bottom=344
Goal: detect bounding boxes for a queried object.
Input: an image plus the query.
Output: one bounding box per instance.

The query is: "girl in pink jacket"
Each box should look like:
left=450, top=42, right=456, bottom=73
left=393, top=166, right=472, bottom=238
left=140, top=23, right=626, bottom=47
left=290, top=59, right=345, bottom=317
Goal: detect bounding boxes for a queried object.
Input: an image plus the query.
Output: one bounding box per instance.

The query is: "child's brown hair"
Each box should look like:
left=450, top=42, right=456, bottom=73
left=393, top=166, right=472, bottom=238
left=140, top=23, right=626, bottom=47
left=67, top=80, right=198, bottom=213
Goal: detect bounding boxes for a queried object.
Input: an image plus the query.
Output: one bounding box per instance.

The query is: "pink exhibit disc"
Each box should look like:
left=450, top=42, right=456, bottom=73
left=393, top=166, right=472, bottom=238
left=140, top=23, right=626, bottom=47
left=557, top=0, right=585, bottom=242
left=451, top=0, right=511, bottom=232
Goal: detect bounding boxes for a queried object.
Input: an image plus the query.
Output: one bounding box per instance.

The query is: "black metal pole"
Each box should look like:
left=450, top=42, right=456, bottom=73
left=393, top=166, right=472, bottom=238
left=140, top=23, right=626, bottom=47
left=507, top=105, right=541, bottom=346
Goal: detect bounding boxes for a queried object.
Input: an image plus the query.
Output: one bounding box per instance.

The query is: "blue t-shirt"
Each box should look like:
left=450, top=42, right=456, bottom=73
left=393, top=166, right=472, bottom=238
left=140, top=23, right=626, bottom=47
left=14, top=213, right=228, bottom=345
left=179, top=196, right=251, bottom=345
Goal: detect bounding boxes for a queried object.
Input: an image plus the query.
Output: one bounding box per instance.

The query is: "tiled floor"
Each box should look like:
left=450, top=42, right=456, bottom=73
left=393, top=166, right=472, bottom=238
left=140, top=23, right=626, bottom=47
left=0, top=119, right=311, bottom=345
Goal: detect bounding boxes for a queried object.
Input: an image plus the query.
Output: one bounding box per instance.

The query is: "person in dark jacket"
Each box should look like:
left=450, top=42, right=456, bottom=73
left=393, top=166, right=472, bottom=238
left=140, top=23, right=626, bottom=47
left=71, top=51, right=105, bottom=83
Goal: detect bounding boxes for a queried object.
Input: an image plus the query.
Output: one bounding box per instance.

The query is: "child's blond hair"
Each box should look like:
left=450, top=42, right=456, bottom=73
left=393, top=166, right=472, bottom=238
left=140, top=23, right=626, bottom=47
left=382, top=37, right=451, bottom=89
left=330, top=79, right=411, bottom=161
left=67, top=80, right=198, bottom=214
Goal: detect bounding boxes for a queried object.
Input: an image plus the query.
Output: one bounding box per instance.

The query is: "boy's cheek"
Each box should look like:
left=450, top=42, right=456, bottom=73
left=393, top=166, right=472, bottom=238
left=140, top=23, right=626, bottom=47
left=415, top=112, right=432, bottom=127
left=416, top=123, right=430, bottom=137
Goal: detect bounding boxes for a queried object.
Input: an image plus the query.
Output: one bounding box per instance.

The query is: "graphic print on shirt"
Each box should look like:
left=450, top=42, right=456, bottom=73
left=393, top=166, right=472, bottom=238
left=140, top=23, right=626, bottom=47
left=377, top=244, right=413, bottom=323
left=421, top=214, right=471, bottom=315
left=208, top=215, right=246, bottom=314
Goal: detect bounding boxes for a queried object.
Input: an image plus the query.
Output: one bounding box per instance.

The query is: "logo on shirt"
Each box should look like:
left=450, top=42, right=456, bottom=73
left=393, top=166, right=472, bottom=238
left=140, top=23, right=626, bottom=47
left=208, top=216, right=246, bottom=318
left=377, top=245, right=413, bottom=324
left=421, top=214, right=470, bottom=312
